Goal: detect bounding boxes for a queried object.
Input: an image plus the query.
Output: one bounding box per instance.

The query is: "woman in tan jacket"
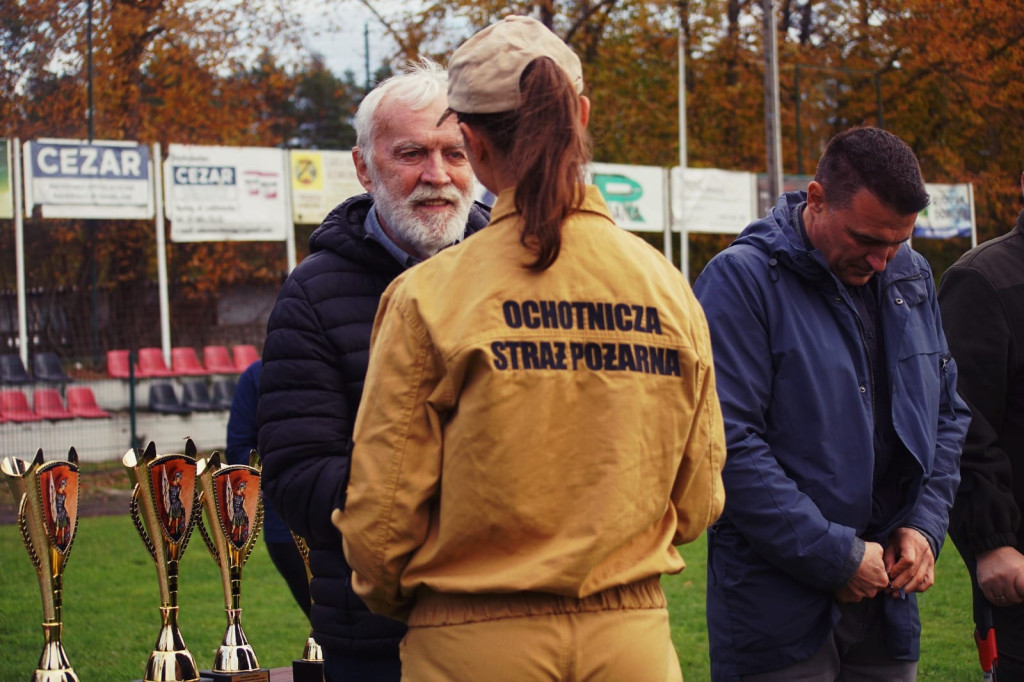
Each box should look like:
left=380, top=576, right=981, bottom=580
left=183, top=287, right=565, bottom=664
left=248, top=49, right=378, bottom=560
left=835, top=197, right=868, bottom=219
left=336, top=15, right=726, bottom=682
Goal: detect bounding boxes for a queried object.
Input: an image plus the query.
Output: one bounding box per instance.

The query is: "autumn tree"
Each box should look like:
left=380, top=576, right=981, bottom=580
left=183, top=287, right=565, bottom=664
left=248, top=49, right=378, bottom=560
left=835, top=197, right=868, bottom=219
left=357, top=0, right=1024, bottom=277
left=0, top=0, right=362, bottom=360
left=4, top=0, right=1023, bottom=358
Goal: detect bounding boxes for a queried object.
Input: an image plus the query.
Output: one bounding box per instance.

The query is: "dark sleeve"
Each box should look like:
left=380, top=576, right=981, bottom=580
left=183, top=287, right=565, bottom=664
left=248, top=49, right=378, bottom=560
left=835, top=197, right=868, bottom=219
left=693, top=251, right=857, bottom=591
left=226, top=361, right=260, bottom=466
left=939, top=264, right=1020, bottom=556
left=258, top=274, right=354, bottom=548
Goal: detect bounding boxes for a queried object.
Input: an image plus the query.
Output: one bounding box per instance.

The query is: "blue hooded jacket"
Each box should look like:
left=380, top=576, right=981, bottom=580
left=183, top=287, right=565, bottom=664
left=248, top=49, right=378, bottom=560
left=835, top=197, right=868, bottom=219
left=693, top=191, right=969, bottom=680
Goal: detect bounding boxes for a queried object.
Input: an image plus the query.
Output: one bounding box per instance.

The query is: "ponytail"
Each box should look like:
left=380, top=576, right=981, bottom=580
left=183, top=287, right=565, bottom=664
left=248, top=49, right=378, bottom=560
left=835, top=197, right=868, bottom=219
left=457, top=57, right=590, bottom=270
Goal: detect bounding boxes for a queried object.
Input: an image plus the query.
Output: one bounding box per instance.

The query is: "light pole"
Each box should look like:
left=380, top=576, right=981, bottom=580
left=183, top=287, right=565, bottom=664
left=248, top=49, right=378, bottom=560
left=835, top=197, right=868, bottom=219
left=87, top=0, right=94, bottom=142
left=762, top=0, right=783, bottom=201
left=86, top=0, right=100, bottom=366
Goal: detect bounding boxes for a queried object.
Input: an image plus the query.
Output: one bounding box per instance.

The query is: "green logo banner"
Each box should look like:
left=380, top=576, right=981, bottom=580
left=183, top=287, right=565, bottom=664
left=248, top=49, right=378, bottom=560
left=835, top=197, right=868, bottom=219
left=0, top=140, right=12, bottom=219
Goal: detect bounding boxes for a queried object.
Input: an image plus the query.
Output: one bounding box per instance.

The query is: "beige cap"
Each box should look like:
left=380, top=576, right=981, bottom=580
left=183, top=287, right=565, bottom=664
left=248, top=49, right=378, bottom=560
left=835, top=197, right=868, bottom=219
left=447, top=15, right=583, bottom=114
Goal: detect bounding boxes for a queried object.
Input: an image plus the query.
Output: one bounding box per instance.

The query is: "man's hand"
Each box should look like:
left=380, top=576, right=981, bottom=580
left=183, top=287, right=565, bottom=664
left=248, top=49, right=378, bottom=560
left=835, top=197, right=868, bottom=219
left=884, top=527, right=935, bottom=596
left=836, top=541, right=889, bottom=603
left=977, top=546, right=1024, bottom=607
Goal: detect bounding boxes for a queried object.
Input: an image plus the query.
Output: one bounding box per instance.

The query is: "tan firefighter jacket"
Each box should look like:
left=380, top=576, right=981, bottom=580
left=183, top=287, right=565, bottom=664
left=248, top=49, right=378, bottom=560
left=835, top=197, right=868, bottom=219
left=335, top=185, right=725, bottom=621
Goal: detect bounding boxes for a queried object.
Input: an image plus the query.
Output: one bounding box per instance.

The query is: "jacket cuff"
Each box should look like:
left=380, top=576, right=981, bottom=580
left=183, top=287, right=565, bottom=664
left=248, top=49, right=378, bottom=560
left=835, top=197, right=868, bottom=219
left=835, top=536, right=865, bottom=590
left=968, top=531, right=1019, bottom=557
left=903, top=524, right=941, bottom=560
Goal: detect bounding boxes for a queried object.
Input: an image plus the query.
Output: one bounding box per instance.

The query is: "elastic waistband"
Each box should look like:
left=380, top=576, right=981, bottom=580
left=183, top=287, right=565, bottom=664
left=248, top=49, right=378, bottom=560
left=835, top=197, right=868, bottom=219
left=407, top=576, right=666, bottom=627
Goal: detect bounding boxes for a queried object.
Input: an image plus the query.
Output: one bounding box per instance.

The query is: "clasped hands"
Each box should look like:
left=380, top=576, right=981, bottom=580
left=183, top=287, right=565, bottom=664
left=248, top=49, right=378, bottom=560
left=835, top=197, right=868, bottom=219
left=835, top=527, right=934, bottom=603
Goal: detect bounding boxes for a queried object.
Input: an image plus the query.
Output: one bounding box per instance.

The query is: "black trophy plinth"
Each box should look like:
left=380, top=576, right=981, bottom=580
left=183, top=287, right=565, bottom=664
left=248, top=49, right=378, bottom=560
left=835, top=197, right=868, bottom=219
left=292, top=658, right=324, bottom=682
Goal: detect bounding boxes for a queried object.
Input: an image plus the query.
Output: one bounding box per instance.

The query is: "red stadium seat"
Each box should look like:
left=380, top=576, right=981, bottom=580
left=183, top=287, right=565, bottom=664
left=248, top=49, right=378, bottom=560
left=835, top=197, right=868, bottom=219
left=33, top=388, right=74, bottom=420
left=171, top=347, right=209, bottom=376
left=232, top=345, right=260, bottom=372
left=66, top=386, right=111, bottom=419
left=107, top=350, right=133, bottom=379
left=1, top=389, right=44, bottom=422
left=137, top=347, right=175, bottom=377
left=203, top=345, right=237, bottom=374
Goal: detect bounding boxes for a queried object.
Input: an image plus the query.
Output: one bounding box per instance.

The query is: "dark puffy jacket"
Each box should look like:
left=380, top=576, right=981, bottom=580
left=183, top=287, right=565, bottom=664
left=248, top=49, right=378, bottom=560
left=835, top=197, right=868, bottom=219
left=258, top=193, right=490, bottom=655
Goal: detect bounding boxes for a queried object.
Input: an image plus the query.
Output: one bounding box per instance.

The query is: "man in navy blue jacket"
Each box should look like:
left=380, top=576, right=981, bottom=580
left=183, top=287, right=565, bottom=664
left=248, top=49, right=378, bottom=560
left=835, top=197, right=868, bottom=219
left=694, top=127, right=969, bottom=681
left=258, top=59, right=490, bottom=682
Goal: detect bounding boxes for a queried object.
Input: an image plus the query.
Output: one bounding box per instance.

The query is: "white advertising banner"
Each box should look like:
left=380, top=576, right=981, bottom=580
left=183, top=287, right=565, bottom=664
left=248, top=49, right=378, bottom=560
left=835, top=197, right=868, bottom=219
left=587, top=162, right=666, bottom=233
left=165, top=144, right=289, bottom=241
left=671, top=167, right=757, bottom=234
left=914, top=183, right=974, bottom=240
left=289, top=149, right=364, bottom=225
left=0, top=140, right=11, bottom=220
left=22, top=138, right=154, bottom=219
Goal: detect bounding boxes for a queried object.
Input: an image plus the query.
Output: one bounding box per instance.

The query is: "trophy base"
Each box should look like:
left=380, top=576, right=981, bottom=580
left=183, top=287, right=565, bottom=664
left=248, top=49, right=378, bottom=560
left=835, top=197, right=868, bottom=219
left=199, top=670, right=270, bottom=682
left=292, top=659, right=324, bottom=682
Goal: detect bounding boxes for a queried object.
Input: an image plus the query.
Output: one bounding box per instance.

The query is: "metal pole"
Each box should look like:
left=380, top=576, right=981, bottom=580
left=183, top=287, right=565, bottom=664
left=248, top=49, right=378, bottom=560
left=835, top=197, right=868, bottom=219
left=13, top=139, right=28, bottom=367
left=674, top=12, right=686, bottom=275
left=762, top=0, right=783, bottom=199
left=87, top=0, right=99, bottom=366
left=129, top=349, right=137, bottom=451
left=794, top=64, right=803, bottom=176
left=282, top=150, right=297, bottom=272
left=152, top=143, right=171, bottom=363
left=87, top=0, right=95, bottom=142
left=364, top=24, right=370, bottom=94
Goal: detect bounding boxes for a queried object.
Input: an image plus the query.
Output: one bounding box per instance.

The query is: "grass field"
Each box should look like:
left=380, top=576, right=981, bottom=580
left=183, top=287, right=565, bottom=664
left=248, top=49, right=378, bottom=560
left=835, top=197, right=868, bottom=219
left=1, top=514, right=980, bottom=680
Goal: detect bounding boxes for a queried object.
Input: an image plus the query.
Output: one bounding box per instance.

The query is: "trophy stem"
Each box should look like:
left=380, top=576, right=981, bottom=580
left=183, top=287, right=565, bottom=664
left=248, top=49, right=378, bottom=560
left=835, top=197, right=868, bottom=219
left=32, top=621, right=79, bottom=682
left=301, top=630, right=323, bottom=662
left=144, top=606, right=199, bottom=682
left=213, top=608, right=259, bottom=673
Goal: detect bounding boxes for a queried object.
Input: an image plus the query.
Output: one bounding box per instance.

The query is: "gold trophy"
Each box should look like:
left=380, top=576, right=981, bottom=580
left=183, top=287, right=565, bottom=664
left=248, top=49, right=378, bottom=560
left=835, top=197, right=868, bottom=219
left=196, top=450, right=269, bottom=682
left=1, top=448, right=81, bottom=682
left=290, top=532, right=324, bottom=682
left=124, top=440, right=202, bottom=682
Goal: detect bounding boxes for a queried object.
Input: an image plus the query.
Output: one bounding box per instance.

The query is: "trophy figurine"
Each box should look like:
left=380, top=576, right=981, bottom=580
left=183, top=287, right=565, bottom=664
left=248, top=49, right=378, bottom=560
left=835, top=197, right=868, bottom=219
left=124, top=440, right=202, bottom=682
left=196, top=450, right=269, bottom=682
left=2, top=448, right=81, bottom=682
left=290, top=532, right=323, bottom=682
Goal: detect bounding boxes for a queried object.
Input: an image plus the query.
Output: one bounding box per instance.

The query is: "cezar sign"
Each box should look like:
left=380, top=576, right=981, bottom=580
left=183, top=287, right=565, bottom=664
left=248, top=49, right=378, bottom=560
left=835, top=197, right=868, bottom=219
left=23, top=139, right=154, bottom=219
left=33, top=144, right=145, bottom=179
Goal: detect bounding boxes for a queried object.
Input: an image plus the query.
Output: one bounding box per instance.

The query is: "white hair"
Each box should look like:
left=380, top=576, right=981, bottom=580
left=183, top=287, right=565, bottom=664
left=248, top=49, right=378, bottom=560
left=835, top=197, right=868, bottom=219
left=354, top=57, right=449, bottom=173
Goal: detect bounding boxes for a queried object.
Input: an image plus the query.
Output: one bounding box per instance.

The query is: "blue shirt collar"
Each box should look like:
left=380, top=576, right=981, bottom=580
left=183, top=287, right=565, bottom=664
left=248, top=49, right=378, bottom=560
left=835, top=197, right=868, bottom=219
left=364, top=204, right=421, bottom=268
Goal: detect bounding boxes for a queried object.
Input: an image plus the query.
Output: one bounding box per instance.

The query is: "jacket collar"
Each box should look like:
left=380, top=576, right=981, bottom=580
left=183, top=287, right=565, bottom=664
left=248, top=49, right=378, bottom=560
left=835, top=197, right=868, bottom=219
left=487, top=184, right=615, bottom=228
left=306, top=192, right=491, bottom=268
left=736, top=190, right=924, bottom=290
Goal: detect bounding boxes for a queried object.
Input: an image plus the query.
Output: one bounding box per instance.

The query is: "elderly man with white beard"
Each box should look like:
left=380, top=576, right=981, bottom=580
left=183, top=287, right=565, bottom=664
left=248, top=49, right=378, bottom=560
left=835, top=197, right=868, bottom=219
left=257, top=58, right=490, bottom=682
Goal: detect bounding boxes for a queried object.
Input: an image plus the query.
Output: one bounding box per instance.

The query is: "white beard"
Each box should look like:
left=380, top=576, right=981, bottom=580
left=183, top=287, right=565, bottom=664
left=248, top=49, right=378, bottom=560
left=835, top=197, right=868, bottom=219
left=373, top=177, right=473, bottom=258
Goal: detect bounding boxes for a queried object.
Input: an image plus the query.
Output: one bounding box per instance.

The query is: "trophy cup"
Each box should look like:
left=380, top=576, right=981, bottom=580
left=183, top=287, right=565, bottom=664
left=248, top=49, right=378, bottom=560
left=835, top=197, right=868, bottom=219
left=290, top=532, right=324, bottom=682
left=1, top=448, right=81, bottom=682
left=124, top=440, right=202, bottom=682
left=196, top=450, right=269, bottom=682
